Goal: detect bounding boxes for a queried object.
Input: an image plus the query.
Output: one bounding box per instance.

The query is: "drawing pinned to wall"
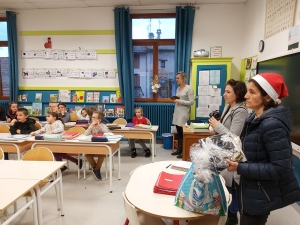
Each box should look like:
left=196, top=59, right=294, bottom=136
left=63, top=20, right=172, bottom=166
left=21, top=50, right=34, bottom=58
left=53, top=50, right=64, bottom=60
left=22, top=68, right=34, bottom=79
left=80, top=69, right=92, bottom=79
left=91, top=69, right=104, bottom=79
left=33, top=68, right=45, bottom=78
left=68, top=68, right=80, bottom=78
left=64, top=50, right=76, bottom=60
left=55, top=68, right=68, bottom=77
left=33, top=50, right=43, bottom=58
left=45, top=69, right=56, bottom=79
left=104, top=69, right=116, bottom=79
left=86, top=50, right=97, bottom=59
left=44, top=37, right=52, bottom=49
left=75, top=50, right=86, bottom=60
left=43, top=50, right=53, bottom=59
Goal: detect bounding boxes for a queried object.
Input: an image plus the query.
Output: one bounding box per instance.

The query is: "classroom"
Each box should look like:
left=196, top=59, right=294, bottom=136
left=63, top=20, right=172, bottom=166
left=1, top=0, right=300, bottom=225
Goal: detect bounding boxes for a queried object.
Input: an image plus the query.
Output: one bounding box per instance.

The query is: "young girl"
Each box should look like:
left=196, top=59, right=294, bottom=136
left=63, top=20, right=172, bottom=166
left=58, top=103, right=70, bottom=123
left=77, top=107, right=90, bottom=120
left=129, top=107, right=151, bottom=158
left=6, top=101, right=18, bottom=123
left=85, top=111, right=109, bottom=180
left=30, top=111, right=82, bottom=172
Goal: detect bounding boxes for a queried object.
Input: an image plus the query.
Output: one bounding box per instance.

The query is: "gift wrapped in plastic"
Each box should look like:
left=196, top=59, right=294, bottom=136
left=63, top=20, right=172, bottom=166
left=174, top=132, right=245, bottom=216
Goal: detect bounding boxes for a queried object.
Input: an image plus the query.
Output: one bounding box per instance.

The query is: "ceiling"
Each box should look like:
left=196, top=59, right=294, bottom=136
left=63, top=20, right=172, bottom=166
left=0, top=0, right=248, bottom=10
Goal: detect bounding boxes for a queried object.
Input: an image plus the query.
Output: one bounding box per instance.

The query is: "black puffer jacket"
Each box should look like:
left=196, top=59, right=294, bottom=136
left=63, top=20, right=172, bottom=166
left=9, top=118, right=36, bottom=134
left=237, top=106, right=300, bottom=215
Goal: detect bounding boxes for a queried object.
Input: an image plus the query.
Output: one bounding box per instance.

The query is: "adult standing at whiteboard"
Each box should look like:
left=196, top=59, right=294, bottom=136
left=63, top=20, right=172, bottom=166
left=171, top=71, right=194, bottom=159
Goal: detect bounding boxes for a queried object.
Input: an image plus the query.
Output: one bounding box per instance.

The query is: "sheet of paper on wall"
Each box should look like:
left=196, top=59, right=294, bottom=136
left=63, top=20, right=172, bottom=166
left=210, top=96, right=222, bottom=106
left=22, top=68, right=34, bottom=79
left=68, top=68, right=80, bottom=78
left=198, top=96, right=210, bottom=107
left=91, top=69, right=104, bottom=79
left=21, top=50, right=34, bottom=58
left=80, top=69, right=92, bottom=79
left=56, top=68, right=68, bottom=77
left=52, top=50, right=64, bottom=60
left=196, top=107, right=210, bottom=117
left=45, top=69, right=56, bottom=79
left=86, top=50, right=97, bottom=60
left=209, top=104, right=219, bottom=113
left=75, top=50, right=87, bottom=60
left=34, top=68, right=45, bottom=79
left=104, top=69, right=116, bottom=79
left=209, top=70, right=221, bottom=85
left=199, top=70, right=209, bottom=85
left=64, top=50, right=76, bottom=60
left=198, top=85, right=211, bottom=96
left=43, top=50, right=53, bottom=59
left=210, top=87, right=221, bottom=96
left=33, top=50, right=43, bottom=58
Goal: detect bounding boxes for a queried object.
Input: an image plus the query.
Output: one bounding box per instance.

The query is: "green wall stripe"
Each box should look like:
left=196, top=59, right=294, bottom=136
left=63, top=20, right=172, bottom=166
left=19, top=86, right=120, bottom=91
left=20, top=30, right=115, bottom=36
left=96, top=49, right=116, bottom=54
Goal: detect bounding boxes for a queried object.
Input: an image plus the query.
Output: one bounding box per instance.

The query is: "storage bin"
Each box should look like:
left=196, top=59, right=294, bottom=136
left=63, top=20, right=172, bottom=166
left=162, top=133, right=173, bottom=150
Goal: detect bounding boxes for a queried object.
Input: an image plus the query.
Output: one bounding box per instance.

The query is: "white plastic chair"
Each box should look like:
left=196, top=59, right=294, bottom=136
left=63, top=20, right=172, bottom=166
left=122, top=192, right=166, bottom=225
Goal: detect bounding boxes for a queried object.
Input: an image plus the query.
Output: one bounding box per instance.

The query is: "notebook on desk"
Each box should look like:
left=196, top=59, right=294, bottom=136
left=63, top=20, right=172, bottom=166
left=153, top=171, right=184, bottom=196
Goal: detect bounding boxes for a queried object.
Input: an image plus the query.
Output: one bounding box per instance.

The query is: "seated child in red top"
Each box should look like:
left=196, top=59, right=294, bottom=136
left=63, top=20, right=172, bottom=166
left=129, top=107, right=151, bottom=158
left=6, top=101, right=18, bottom=123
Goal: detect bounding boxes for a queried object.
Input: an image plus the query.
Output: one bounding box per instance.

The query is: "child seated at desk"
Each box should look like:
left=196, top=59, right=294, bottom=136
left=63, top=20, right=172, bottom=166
left=77, top=107, right=90, bottom=120
left=58, top=103, right=70, bottom=123
left=6, top=101, right=18, bottom=123
left=129, top=107, right=151, bottom=158
left=84, top=110, right=109, bottom=181
left=30, top=111, right=82, bottom=172
left=9, top=108, right=36, bottom=134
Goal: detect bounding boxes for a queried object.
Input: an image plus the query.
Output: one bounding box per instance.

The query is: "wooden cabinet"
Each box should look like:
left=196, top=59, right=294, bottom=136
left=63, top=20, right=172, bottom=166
left=182, top=126, right=212, bottom=161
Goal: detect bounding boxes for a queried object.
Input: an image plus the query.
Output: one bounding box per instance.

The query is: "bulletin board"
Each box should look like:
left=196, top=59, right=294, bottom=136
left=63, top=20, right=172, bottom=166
left=195, top=65, right=226, bottom=121
left=265, top=0, right=296, bottom=39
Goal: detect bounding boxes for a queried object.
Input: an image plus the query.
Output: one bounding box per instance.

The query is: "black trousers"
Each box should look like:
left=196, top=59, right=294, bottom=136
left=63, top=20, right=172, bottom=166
left=175, top=125, right=183, bottom=152
left=240, top=212, right=270, bottom=225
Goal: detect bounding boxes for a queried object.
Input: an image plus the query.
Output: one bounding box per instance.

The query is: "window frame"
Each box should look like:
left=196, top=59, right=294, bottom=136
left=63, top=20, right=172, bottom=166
left=131, top=13, right=175, bottom=103
left=0, top=17, right=9, bottom=100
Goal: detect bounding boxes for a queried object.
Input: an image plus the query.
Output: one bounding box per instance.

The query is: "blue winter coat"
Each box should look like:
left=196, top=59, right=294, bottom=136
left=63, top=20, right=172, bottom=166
left=237, top=106, right=300, bottom=215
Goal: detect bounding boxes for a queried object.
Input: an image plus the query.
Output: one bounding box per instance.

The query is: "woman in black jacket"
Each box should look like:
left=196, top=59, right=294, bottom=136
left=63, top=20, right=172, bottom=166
left=226, top=73, right=300, bottom=225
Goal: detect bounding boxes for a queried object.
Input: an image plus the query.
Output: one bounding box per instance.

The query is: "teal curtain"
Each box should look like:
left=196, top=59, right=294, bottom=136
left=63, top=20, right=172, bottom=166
left=6, top=11, right=18, bottom=101
left=175, top=6, right=195, bottom=84
left=114, top=7, right=134, bottom=119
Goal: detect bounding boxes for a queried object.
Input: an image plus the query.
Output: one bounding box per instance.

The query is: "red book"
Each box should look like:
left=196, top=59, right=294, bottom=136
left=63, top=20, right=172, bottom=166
left=62, top=132, right=80, bottom=140
left=153, top=171, right=184, bottom=196
left=92, top=134, right=104, bottom=137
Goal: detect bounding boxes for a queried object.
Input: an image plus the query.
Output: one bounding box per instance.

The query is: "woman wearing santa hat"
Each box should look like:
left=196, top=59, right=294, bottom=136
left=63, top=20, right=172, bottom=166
left=225, top=73, right=300, bottom=225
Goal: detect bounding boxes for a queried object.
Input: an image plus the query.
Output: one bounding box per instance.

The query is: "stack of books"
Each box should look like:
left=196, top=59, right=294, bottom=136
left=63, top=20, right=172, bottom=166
left=171, top=161, right=192, bottom=172
left=153, top=171, right=184, bottom=196
left=62, top=132, right=81, bottom=140
left=190, top=122, right=210, bottom=132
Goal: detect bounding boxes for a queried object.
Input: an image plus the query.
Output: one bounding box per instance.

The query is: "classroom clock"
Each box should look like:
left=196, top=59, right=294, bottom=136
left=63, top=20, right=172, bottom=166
left=259, top=40, right=265, bottom=52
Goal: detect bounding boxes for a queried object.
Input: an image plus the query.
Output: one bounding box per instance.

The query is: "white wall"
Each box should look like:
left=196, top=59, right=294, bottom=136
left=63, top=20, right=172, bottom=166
left=16, top=7, right=118, bottom=87
left=192, top=4, right=246, bottom=80
left=244, top=0, right=300, bottom=62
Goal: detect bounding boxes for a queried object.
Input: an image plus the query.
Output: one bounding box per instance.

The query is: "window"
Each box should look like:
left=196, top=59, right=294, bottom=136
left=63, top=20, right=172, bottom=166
left=0, top=17, right=9, bottom=100
left=132, top=14, right=176, bottom=102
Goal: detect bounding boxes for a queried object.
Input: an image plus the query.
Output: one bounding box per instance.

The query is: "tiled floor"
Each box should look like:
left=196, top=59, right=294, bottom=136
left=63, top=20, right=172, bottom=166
left=1, top=143, right=300, bottom=225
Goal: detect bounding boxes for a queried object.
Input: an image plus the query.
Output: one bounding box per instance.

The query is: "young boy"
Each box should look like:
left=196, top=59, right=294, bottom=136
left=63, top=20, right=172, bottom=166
left=85, top=111, right=109, bottom=180
left=58, top=103, right=70, bottom=123
left=9, top=108, right=36, bottom=134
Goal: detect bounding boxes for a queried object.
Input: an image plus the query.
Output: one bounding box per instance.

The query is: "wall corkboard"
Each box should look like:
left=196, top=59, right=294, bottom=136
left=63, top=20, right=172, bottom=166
left=265, top=0, right=296, bottom=39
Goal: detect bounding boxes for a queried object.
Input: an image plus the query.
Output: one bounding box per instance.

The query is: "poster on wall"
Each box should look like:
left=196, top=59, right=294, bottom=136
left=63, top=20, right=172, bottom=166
left=91, top=69, right=104, bottom=79
left=33, top=50, right=44, bottom=58
left=68, top=68, right=80, bottom=78
left=86, top=50, right=97, bottom=60
left=55, top=68, right=68, bottom=77
left=75, top=50, right=86, bottom=60
left=22, top=68, right=34, bottom=79
left=64, top=50, right=76, bottom=60
left=21, top=50, right=34, bottom=58
left=103, top=69, right=116, bottom=79
left=52, top=50, right=64, bottom=60
left=80, top=69, right=92, bottom=78
left=45, top=69, right=56, bottom=79
left=34, top=68, right=45, bottom=78
left=43, top=50, right=53, bottom=59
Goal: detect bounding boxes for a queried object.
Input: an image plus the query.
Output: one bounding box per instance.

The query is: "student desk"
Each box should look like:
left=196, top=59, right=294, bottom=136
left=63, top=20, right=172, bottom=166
left=0, top=160, right=66, bottom=225
left=0, top=133, right=32, bottom=159
left=125, top=160, right=212, bottom=225
left=28, top=137, right=121, bottom=193
left=0, top=179, right=39, bottom=225
left=111, top=126, right=159, bottom=162
left=182, top=126, right=212, bottom=161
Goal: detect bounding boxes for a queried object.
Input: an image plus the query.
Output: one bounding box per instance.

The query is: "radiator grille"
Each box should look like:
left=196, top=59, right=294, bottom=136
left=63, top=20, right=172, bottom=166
left=0, top=101, right=9, bottom=116
left=134, top=103, right=174, bottom=140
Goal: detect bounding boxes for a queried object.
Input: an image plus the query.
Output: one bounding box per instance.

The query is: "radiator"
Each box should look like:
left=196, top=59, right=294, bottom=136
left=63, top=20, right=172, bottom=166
left=134, top=103, right=175, bottom=140
left=0, top=101, right=10, bottom=116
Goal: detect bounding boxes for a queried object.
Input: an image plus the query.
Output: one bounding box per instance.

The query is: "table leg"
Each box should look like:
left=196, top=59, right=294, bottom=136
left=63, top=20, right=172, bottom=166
left=118, top=147, right=121, bottom=180
left=29, top=188, right=39, bottom=225
left=108, top=145, right=113, bottom=193
left=58, top=170, right=64, bottom=216
left=35, top=186, right=43, bottom=225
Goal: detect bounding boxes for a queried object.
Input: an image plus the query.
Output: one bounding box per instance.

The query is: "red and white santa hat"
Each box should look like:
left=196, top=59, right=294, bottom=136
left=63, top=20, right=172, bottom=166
left=252, top=73, right=288, bottom=104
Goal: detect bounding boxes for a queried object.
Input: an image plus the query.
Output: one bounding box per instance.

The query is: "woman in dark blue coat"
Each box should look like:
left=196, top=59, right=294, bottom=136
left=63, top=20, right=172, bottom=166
left=226, top=73, right=300, bottom=225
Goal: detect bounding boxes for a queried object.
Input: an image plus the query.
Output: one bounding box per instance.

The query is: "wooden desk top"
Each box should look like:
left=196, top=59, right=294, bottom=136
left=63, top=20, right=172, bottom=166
left=183, top=125, right=211, bottom=135
left=0, top=178, right=40, bottom=211
left=0, top=160, right=66, bottom=180
left=125, top=160, right=204, bottom=220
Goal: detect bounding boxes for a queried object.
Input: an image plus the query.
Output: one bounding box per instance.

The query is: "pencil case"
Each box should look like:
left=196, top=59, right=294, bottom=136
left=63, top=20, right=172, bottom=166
left=35, top=136, right=44, bottom=140
left=91, top=137, right=108, bottom=142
